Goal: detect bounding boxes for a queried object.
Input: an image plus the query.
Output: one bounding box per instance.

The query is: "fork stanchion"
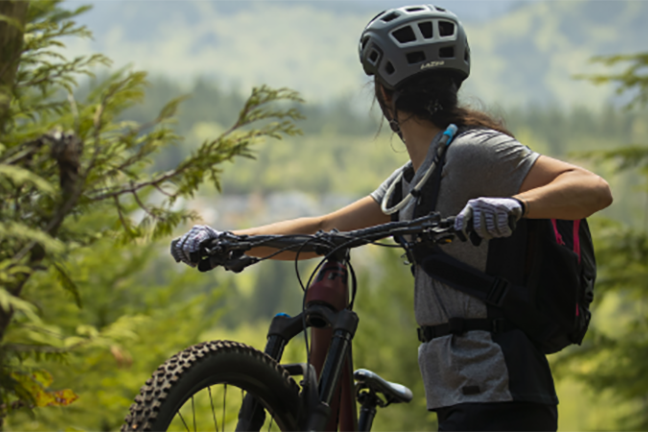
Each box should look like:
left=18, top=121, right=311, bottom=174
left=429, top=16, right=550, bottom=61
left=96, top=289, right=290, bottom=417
left=319, top=318, right=357, bottom=404
left=264, top=313, right=306, bottom=361
left=305, top=259, right=359, bottom=431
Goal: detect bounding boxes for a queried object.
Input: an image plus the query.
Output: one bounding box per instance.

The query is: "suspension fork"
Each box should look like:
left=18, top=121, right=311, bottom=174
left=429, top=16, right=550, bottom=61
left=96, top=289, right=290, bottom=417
left=259, top=258, right=359, bottom=431
left=305, top=260, right=358, bottom=432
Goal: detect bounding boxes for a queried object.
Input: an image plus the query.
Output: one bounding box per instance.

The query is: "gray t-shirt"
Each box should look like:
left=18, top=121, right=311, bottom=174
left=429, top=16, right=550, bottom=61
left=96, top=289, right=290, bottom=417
left=371, top=128, right=558, bottom=410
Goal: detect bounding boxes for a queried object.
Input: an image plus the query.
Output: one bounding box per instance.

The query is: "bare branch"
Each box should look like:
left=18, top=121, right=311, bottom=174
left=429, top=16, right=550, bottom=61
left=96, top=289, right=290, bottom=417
left=130, top=183, right=156, bottom=220
left=114, top=195, right=129, bottom=233
left=153, top=183, right=173, bottom=198
left=88, top=166, right=188, bottom=202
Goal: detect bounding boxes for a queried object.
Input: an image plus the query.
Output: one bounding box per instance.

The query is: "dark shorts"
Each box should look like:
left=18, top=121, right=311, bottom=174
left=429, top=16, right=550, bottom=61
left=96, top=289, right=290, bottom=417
left=435, top=401, right=558, bottom=432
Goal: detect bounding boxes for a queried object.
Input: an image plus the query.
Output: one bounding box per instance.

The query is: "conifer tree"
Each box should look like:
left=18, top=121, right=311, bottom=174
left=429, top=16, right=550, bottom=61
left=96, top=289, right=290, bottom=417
left=559, top=52, right=648, bottom=430
left=0, top=1, right=302, bottom=421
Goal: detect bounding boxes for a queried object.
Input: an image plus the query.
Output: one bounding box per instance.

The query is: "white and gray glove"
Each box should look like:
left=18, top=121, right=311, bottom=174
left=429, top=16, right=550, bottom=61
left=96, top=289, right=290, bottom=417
left=454, top=197, right=524, bottom=240
left=171, top=225, right=224, bottom=267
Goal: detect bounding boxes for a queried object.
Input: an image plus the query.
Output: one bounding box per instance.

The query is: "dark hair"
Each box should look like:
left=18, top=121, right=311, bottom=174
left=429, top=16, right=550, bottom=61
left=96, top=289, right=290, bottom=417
left=375, top=72, right=514, bottom=137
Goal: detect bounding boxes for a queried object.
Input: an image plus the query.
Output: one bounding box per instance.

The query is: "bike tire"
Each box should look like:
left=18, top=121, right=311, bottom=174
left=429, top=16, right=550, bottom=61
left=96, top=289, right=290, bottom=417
left=122, top=340, right=302, bottom=431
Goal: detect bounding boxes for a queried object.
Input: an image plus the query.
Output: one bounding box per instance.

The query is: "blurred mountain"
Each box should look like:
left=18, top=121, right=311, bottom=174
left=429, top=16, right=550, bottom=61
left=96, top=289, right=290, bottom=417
left=464, top=0, right=648, bottom=106
left=65, top=0, right=647, bottom=108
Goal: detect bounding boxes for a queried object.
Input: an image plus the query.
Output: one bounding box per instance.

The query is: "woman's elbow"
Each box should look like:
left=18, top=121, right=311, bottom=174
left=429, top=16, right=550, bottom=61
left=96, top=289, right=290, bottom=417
left=593, top=176, right=613, bottom=211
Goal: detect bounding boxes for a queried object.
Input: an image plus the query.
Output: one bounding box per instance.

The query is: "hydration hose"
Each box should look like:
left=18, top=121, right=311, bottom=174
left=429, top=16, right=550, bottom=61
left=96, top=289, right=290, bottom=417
left=381, top=124, right=458, bottom=215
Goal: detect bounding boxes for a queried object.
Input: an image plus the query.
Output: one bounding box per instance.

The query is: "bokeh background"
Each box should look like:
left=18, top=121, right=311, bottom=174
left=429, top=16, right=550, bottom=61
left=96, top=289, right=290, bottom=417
left=3, top=0, right=648, bottom=430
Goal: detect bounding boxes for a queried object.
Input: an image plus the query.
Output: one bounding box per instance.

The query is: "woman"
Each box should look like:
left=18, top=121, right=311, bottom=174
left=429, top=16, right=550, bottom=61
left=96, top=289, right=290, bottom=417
left=173, top=5, right=612, bottom=431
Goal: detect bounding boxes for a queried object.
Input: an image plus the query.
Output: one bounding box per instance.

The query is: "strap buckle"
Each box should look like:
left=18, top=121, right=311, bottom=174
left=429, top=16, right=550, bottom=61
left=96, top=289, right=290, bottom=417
left=447, top=317, right=465, bottom=335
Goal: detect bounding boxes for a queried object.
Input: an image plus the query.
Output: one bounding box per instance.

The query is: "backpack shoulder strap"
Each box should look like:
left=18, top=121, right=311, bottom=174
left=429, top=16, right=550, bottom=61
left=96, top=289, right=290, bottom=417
left=387, top=166, right=414, bottom=222
left=414, top=125, right=471, bottom=219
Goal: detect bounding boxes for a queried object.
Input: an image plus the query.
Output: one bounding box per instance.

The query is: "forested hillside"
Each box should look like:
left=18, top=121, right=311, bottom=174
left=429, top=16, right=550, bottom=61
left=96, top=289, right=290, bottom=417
left=68, top=0, right=648, bottom=107
left=117, top=77, right=645, bottom=229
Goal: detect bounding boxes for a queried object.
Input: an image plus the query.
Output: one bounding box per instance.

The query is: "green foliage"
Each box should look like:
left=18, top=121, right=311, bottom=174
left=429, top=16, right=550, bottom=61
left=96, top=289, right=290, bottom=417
left=110, top=76, right=648, bottom=200
left=576, top=53, right=648, bottom=110
left=0, top=0, right=302, bottom=421
left=555, top=219, right=648, bottom=429
left=4, top=232, right=227, bottom=430
left=555, top=51, right=648, bottom=431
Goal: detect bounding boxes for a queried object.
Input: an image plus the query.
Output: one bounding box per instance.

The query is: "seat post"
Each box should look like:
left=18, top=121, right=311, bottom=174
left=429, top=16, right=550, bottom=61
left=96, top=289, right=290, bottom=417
left=357, top=391, right=381, bottom=432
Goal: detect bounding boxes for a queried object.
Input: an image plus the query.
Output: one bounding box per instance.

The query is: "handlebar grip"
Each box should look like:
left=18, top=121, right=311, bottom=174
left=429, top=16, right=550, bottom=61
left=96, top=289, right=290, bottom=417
left=455, top=214, right=482, bottom=247
left=508, top=214, right=518, bottom=232
left=457, top=214, right=517, bottom=247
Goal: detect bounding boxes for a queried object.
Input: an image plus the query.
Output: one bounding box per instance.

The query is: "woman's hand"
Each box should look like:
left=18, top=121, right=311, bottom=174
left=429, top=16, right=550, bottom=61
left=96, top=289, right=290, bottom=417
left=171, top=225, right=226, bottom=267
left=454, top=197, right=523, bottom=240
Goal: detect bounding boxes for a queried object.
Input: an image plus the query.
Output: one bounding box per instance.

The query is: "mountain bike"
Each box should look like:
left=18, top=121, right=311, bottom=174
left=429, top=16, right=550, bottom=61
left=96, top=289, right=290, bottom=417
left=121, top=212, right=459, bottom=431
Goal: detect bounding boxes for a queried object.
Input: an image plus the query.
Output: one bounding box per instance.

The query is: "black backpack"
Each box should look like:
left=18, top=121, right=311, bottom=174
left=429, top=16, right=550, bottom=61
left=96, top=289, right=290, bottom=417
left=389, top=131, right=596, bottom=354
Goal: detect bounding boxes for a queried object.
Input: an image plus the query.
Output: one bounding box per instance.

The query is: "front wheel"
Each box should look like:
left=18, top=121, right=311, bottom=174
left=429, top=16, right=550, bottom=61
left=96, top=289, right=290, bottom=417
left=122, top=340, right=302, bottom=431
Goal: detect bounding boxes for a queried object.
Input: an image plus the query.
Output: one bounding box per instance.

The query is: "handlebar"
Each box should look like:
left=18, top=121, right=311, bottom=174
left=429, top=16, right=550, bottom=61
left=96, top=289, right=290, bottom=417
left=194, top=212, right=460, bottom=273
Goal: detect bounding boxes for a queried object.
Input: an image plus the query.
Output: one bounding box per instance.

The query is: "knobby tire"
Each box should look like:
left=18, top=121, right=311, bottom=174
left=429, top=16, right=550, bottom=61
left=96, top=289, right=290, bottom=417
left=122, top=340, right=301, bottom=431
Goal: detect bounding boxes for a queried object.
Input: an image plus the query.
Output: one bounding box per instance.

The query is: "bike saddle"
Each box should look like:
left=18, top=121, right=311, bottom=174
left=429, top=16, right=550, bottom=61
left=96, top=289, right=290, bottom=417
left=353, top=368, right=413, bottom=404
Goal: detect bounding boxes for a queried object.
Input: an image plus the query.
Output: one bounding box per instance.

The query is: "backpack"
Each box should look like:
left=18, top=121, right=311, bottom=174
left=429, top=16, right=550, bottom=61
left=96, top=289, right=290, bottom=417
left=389, top=129, right=596, bottom=354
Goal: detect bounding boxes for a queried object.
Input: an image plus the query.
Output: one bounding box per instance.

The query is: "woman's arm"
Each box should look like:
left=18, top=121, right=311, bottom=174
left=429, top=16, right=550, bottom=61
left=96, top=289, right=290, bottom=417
left=513, top=155, right=613, bottom=220
left=233, top=196, right=390, bottom=259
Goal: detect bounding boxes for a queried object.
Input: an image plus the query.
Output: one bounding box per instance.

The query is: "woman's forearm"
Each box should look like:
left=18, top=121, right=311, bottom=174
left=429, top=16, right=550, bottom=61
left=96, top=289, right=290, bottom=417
left=231, top=217, right=324, bottom=260
left=230, top=196, right=389, bottom=260
left=234, top=216, right=323, bottom=237
left=514, top=169, right=613, bottom=220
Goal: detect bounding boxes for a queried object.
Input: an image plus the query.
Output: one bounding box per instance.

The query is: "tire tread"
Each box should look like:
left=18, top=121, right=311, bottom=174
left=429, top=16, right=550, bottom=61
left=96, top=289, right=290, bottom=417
left=121, top=340, right=299, bottom=431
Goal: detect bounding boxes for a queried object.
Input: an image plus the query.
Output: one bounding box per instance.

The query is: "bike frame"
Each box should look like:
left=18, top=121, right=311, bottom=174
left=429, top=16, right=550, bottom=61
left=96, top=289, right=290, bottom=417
left=225, top=215, right=453, bottom=431
left=260, top=257, right=362, bottom=431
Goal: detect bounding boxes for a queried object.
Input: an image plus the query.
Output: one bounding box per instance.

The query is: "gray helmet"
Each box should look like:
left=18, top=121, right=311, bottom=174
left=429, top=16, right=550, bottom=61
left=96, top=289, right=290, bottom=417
left=359, top=5, right=470, bottom=90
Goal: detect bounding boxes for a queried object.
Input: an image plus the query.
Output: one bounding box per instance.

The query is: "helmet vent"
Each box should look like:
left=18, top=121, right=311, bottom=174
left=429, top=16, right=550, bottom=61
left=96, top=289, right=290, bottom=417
left=368, top=47, right=382, bottom=64
left=439, top=47, right=454, bottom=58
left=392, top=26, right=416, bottom=44
left=370, top=10, right=387, bottom=24
left=418, top=22, right=433, bottom=39
left=439, top=21, right=455, bottom=37
left=385, top=62, right=395, bottom=75
left=381, top=12, right=400, bottom=22
left=406, top=7, right=424, bottom=12
left=406, top=51, right=426, bottom=64
left=434, top=6, right=446, bottom=12
left=361, top=36, right=370, bottom=50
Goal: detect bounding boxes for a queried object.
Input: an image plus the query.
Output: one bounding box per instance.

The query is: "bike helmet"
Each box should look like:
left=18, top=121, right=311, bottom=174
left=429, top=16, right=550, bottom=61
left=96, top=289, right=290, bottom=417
left=359, top=5, right=470, bottom=90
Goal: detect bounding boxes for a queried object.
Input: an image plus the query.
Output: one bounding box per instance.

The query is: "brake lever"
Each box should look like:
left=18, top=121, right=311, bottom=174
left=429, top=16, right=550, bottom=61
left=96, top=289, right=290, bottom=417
left=195, top=247, right=260, bottom=273
left=222, top=255, right=260, bottom=273
left=418, top=216, right=458, bottom=245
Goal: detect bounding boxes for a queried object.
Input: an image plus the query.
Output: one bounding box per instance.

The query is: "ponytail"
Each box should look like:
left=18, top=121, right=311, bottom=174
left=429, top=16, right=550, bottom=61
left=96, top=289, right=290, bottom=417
left=375, top=72, right=514, bottom=138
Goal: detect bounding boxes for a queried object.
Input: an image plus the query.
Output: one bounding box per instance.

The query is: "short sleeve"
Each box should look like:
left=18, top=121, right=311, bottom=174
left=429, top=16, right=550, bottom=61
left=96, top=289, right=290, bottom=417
left=442, top=129, right=540, bottom=204
left=370, top=163, right=410, bottom=205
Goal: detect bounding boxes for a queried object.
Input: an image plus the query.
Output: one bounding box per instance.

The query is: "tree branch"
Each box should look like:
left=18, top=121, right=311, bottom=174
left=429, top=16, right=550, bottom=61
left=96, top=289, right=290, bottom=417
left=88, top=165, right=188, bottom=202
left=130, top=184, right=156, bottom=220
